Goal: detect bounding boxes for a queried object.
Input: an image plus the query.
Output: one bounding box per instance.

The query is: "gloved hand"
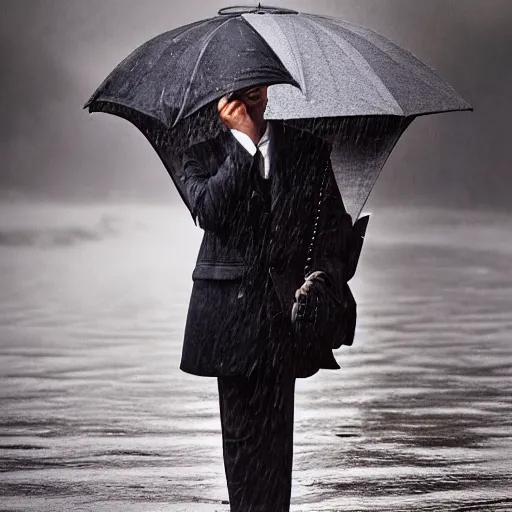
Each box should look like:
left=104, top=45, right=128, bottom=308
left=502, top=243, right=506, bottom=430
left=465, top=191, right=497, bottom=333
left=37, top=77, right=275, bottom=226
left=291, top=271, right=328, bottom=325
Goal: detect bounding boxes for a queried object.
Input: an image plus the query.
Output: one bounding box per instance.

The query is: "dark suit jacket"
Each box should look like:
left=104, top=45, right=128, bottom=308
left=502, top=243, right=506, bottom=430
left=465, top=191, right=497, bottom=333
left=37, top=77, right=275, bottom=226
left=179, top=122, right=353, bottom=378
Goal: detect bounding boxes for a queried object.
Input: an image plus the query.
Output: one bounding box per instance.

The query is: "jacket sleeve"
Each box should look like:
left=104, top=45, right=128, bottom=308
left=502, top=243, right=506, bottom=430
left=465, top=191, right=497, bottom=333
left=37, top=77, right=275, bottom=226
left=180, top=137, right=254, bottom=232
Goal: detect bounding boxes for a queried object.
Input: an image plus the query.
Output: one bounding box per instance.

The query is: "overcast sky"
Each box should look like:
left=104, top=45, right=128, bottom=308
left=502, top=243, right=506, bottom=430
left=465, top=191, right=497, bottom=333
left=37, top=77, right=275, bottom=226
left=1, top=0, right=511, bottom=210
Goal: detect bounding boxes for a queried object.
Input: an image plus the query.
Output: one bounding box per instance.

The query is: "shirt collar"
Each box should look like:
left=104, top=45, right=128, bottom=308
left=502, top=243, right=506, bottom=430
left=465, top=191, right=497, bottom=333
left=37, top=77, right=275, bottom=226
left=258, top=122, right=271, bottom=149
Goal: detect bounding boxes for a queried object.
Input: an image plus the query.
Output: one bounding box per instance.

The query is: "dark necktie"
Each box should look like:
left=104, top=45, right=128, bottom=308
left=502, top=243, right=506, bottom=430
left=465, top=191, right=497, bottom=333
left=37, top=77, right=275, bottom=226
left=252, top=149, right=270, bottom=200
left=248, top=149, right=271, bottom=236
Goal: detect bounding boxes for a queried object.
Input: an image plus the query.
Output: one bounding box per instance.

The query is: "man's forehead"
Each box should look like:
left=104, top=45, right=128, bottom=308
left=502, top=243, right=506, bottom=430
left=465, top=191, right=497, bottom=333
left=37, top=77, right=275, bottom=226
left=238, top=85, right=267, bottom=94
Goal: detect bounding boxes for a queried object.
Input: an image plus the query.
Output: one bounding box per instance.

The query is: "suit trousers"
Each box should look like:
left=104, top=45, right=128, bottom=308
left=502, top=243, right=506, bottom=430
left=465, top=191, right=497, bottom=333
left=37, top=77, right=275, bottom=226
left=218, top=363, right=296, bottom=512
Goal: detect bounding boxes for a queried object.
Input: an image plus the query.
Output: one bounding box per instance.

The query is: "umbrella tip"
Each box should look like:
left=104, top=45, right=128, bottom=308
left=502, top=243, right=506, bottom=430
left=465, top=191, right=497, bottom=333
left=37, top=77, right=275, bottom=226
left=218, top=5, right=298, bottom=15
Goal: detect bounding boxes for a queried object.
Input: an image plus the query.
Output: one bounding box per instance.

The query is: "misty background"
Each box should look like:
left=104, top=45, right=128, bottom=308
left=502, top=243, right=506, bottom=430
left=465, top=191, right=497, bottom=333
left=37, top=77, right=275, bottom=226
left=1, top=0, right=511, bottom=210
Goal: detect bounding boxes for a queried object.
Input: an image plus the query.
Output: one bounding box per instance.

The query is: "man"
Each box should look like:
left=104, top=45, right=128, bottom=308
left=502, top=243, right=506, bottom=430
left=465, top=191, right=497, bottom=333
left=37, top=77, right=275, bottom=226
left=179, top=85, right=352, bottom=511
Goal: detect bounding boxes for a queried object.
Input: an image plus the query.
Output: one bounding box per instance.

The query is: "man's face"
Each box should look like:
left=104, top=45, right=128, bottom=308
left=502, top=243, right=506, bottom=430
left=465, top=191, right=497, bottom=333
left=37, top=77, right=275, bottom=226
left=233, top=86, right=268, bottom=124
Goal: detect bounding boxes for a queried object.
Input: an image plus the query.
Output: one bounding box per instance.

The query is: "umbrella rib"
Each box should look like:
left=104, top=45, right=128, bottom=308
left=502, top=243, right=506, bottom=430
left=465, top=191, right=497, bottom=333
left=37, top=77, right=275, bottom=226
left=301, top=17, right=349, bottom=108
left=175, top=18, right=233, bottom=123
left=303, top=17, right=402, bottom=114
left=285, top=18, right=308, bottom=95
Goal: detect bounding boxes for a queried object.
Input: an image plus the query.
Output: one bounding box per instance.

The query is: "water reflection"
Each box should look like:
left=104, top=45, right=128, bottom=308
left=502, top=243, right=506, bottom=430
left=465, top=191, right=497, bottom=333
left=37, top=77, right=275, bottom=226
left=0, top=202, right=511, bottom=511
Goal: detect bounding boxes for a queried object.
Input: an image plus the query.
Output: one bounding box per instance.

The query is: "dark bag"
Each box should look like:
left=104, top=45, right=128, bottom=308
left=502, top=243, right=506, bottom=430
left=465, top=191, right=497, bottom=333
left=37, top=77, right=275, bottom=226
left=288, top=214, right=368, bottom=364
left=269, top=208, right=369, bottom=370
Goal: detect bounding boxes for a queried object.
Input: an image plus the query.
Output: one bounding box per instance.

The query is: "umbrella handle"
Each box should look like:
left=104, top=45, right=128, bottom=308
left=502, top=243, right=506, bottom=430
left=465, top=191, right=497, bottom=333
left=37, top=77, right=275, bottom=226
left=218, top=6, right=298, bottom=16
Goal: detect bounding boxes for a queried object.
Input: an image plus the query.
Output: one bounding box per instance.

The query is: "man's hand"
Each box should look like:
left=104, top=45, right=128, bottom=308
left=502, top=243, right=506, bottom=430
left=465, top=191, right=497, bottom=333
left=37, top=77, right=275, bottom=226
left=295, top=271, right=327, bottom=299
left=218, top=96, right=263, bottom=146
left=292, top=271, right=328, bottom=325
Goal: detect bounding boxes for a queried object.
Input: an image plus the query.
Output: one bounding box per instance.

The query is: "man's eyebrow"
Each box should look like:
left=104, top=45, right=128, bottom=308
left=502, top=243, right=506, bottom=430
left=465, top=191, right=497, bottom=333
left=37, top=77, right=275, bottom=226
left=242, top=87, right=261, bottom=95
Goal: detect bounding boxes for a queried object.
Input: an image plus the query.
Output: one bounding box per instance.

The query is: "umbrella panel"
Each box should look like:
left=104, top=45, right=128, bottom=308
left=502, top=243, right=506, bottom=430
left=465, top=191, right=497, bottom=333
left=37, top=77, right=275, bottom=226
left=287, top=116, right=412, bottom=220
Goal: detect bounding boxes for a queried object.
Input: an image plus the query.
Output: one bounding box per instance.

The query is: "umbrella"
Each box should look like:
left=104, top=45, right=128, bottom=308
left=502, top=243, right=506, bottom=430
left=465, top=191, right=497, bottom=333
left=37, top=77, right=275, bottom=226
left=84, top=5, right=472, bottom=221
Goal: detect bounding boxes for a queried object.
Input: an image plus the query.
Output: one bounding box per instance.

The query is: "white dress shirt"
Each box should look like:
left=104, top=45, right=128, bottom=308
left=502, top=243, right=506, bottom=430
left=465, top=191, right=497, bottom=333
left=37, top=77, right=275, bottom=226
left=230, top=123, right=272, bottom=179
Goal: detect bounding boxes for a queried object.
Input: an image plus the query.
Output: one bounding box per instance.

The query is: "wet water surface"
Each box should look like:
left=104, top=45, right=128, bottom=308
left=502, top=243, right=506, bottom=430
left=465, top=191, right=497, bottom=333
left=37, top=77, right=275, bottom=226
left=0, top=203, right=511, bottom=511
